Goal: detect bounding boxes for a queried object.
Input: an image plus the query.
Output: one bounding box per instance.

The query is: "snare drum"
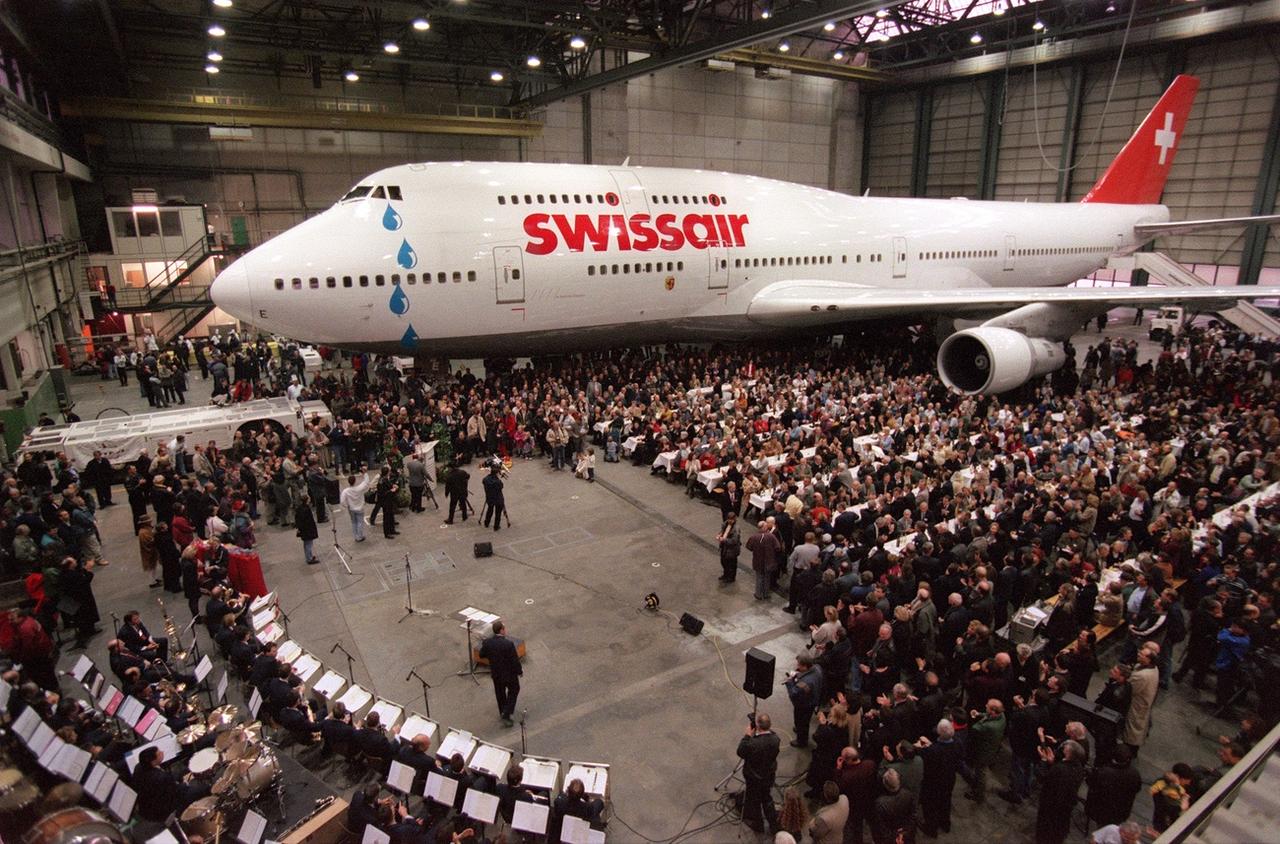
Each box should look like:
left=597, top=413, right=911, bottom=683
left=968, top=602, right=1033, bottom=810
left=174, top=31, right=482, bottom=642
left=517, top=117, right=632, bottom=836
left=188, top=747, right=221, bottom=780
left=21, top=808, right=125, bottom=844
left=179, top=796, right=224, bottom=840
left=235, top=748, right=281, bottom=801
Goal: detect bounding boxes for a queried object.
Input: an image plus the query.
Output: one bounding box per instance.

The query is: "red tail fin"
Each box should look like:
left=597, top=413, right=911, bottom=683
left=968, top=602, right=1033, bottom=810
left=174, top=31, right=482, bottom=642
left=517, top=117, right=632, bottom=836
left=1081, top=74, right=1199, bottom=205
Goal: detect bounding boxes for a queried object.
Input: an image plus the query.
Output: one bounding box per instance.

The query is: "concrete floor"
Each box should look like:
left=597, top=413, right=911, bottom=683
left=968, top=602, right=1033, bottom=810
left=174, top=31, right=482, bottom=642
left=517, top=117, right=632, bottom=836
left=56, top=315, right=1239, bottom=843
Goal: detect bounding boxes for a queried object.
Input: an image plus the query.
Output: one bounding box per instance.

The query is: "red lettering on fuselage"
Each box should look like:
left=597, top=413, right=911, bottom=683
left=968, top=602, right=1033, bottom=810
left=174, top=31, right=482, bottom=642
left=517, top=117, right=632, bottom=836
left=522, top=212, right=748, bottom=254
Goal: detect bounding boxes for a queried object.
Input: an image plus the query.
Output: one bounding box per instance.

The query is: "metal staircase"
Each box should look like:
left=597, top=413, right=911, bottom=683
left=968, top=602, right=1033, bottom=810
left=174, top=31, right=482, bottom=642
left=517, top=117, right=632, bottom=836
left=108, top=236, right=234, bottom=313
left=1127, top=252, right=1280, bottom=338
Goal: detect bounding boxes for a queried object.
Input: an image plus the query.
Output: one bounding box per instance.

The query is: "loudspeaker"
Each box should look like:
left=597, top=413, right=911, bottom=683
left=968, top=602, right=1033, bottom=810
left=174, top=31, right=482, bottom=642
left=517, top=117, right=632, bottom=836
left=1059, top=691, right=1121, bottom=764
left=678, top=612, right=704, bottom=635
left=744, top=647, right=775, bottom=699
left=473, top=542, right=493, bottom=558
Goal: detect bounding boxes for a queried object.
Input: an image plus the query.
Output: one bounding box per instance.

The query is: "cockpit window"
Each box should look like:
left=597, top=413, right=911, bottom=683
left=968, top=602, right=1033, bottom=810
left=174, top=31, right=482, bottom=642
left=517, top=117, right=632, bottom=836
left=340, top=186, right=372, bottom=202
left=370, top=186, right=386, bottom=199
left=387, top=186, right=403, bottom=201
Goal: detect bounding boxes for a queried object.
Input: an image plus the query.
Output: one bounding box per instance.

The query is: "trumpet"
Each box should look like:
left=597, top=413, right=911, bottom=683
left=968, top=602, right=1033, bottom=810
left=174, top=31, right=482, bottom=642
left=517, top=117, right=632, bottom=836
left=157, top=597, right=189, bottom=661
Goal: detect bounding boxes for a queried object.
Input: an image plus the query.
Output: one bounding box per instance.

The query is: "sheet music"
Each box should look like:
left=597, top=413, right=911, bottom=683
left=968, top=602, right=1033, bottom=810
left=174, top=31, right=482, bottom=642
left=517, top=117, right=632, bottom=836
left=424, top=772, right=458, bottom=805
left=277, top=640, right=302, bottom=664
left=125, top=733, right=182, bottom=773
left=88, top=672, right=104, bottom=699
left=195, top=654, right=214, bottom=682
left=70, top=654, right=94, bottom=681
left=368, top=699, right=403, bottom=731
left=461, top=789, right=499, bottom=824
left=292, top=654, right=322, bottom=683
left=37, top=734, right=67, bottom=770
left=0, top=677, right=10, bottom=710
left=360, top=827, right=390, bottom=844
left=248, top=688, right=263, bottom=719
left=512, top=800, right=550, bottom=834
left=386, top=760, right=415, bottom=793
left=13, top=705, right=40, bottom=741
left=469, top=743, right=512, bottom=777
left=117, top=695, right=146, bottom=727
left=257, top=622, right=283, bottom=644
left=313, top=670, right=346, bottom=699
left=97, top=683, right=120, bottom=712
left=135, top=708, right=160, bottom=736
left=51, top=743, right=92, bottom=782
left=237, top=809, right=268, bottom=844
left=565, top=764, right=608, bottom=797
left=85, top=762, right=119, bottom=804
left=252, top=608, right=276, bottom=631
left=146, top=831, right=180, bottom=844
left=143, top=714, right=168, bottom=741
left=436, top=730, right=476, bottom=762
left=27, top=721, right=56, bottom=756
left=251, top=592, right=277, bottom=613
left=336, top=684, right=372, bottom=715
left=397, top=713, right=438, bottom=743
left=560, top=816, right=600, bottom=844
left=108, top=780, right=137, bottom=822
left=216, top=671, right=229, bottom=702
left=519, top=758, right=559, bottom=791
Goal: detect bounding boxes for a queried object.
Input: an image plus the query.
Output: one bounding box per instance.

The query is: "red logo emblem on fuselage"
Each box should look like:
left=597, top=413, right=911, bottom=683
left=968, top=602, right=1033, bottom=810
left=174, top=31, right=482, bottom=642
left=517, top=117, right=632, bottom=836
left=523, top=212, right=750, bottom=256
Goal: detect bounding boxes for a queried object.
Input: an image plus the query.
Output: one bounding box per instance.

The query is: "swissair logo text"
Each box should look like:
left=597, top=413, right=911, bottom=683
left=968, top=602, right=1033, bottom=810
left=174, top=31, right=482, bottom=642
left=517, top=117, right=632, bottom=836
left=523, top=212, right=750, bottom=256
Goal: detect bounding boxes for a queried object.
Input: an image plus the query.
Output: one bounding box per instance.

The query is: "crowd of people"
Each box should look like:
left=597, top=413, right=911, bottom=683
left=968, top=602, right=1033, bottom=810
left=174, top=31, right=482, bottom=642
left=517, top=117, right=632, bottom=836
left=2, top=314, right=1278, bottom=842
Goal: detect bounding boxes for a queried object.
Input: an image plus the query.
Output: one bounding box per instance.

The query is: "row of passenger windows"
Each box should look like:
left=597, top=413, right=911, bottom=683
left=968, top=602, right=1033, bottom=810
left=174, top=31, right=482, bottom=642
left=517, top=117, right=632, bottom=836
left=587, top=260, right=685, bottom=276
left=498, top=192, right=727, bottom=207
left=919, top=249, right=998, bottom=260
left=273, top=270, right=478, bottom=291
left=339, top=185, right=404, bottom=202
left=730, top=253, right=883, bottom=268
left=1017, top=246, right=1110, bottom=256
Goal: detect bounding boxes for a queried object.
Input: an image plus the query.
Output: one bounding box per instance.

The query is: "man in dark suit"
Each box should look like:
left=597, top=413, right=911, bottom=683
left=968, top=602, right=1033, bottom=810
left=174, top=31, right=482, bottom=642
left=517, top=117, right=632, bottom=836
left=917, top=720, right=964, bottom=837
left=354, top=711, right=394, bottom=772
left=320, top=701, right=355, bottom=756
left=481, top=466, right=505, bottom=532
left=444, top=462, right=471, bottom=524
left=478, top=620, right=522, bottom=726
left=737, top=712, right=780, bottom=834
left=133, top=746, right=208, bottom=822
left=84, top=450, right=115, bottom=506
left=395, top=734, right=437, bottom=792
left=717, top=481, right=743, bottom=520
left=248, top=642, right=282, bottom=688
left=277, top=698, right=320, bottom=744
left=119, top=610, right=168, bottom=662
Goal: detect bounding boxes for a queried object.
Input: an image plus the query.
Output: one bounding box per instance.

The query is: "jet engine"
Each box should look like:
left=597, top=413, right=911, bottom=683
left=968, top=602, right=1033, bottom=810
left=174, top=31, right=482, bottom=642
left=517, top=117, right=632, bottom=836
left=936, top=326, right=1066, bottom=394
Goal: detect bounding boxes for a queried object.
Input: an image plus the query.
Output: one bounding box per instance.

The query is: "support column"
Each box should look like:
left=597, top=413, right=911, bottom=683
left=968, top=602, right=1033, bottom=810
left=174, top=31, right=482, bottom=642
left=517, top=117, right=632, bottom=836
left=910, top=87, right=934, bottom=197
left=860, top=94, right=874, bottom=193
left=828, top=81, right=860, bottom=194
left=977, top=76, right=1006, bottom=201
left=581, top=93, right=593, bottom=165
left=0, top=344, right=17, bottom=394
left=1056, top=65, right=1086, bottom=202
left=1239, top=82, right=1280, bottom=286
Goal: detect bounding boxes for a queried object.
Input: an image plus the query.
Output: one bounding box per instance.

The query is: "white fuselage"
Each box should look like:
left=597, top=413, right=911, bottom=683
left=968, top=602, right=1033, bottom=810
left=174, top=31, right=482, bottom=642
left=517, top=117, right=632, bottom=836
left=211, top=162, right=1166, bottom=356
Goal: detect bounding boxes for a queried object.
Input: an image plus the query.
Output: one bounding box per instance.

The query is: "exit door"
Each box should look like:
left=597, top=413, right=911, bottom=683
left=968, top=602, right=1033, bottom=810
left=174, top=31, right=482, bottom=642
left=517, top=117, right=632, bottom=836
left=493, top=246, right=525, bottom=304
left=708, top=248, right=729, bottom=290
left=1004, top=235, right=1016, bottom=271
left=892, top=237, right=908, bottom=279
left=609, top=170, right=649, bottom=214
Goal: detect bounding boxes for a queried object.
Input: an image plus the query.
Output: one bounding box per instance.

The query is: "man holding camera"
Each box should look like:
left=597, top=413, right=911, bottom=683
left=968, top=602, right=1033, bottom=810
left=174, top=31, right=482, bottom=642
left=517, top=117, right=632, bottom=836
left=736, top=712, right=780, bottom=835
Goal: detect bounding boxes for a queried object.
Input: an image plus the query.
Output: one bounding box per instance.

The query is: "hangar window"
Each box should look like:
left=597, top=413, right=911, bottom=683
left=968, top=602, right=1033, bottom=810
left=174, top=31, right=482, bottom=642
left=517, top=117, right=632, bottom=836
left=309, top=277, right=319, bottom=289
left=375, top=275, right=386, bottom=286
left=498, top=196, right=506, bottom=205
left=537, top=194, right=545, bottom=202
left=452, top=271, right=462, bottom=283
left=326, top=277, right=336, bottom=288
left=274, top=278, right=284, bottom=290
left=340, top=186, right=371, bottom=202
left=343, top=276, right=353, bottom=288
left=843, top=255, right=848, bottom=264
left=359, top=275, right=369, bottom=287
left=467, top=270, right=476, bottom=281
left=387, top=186, right=403, bottom=201
left=371, top=187, right=386, bottom=199
left=585, top=195, right=593, bottom=204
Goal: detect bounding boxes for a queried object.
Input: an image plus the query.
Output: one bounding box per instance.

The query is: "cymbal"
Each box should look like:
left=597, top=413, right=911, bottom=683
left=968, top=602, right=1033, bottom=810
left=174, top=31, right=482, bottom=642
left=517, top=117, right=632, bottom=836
left=177, top=723, right=209, bottom=745
left=211, top=759, right=252, bottom=795
left=0, top=768, right=38, bottom=811
left=207, top=705, right=240, bottom=729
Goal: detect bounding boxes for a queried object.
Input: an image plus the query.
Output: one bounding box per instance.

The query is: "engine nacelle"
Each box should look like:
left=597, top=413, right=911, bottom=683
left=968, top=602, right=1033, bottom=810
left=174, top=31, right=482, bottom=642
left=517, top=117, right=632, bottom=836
left=937, top=327, right=1066, bottom=394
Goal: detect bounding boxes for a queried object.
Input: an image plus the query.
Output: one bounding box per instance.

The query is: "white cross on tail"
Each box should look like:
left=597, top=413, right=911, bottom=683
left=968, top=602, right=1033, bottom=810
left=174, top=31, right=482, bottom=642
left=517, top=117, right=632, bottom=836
left=1154, top=111, right=1177, bottom=165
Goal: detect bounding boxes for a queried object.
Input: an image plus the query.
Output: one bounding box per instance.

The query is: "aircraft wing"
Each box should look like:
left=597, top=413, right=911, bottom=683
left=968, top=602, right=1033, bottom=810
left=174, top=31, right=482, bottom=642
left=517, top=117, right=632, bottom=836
left=1134, top=213, right=1280, bottom=241
left=745, top=280, right=1280, bottom=328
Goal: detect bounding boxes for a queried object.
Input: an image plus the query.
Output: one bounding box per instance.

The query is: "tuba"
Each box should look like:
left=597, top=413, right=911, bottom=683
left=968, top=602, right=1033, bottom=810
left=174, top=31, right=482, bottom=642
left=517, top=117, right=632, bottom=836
left=156, top=597, right=189, bottom=661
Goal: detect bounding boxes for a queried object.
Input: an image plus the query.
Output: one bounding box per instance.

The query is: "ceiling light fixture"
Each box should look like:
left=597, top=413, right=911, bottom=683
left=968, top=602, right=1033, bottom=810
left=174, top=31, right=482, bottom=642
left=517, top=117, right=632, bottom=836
left=761, top=9, right=771, bottom=19
left=526, top=55, right=541, bottom=67
left=412, top=18, right=430, bottom=31
left=490, top=70, right=505, bottom=82
left=993, top=5, right=1005, bottom=15
left=344, top=70, right=359, bottom=82
left=206, top=50, right=223, bottom=62
left=832, top=50, right=845, bottom=60
left=569, top=35, right=586, bottom=50
left=778, top=40, right=790, bottom=52
left=383, top=41, right=400, bottom=54
left=207, top=23, right=226, bottom=37
left=1032, top=20, right=1045, bottom=30
left=212, top=0, right=232, bottom=7
left=875, top=8, right=888, bottom=18
left=1105, top=1, right=1117, bottom=11
left=204, top=64, right=220, bottom=74
left=970, top=32, right=983, bottom=44
left=823, top=21, right=836, bottom=32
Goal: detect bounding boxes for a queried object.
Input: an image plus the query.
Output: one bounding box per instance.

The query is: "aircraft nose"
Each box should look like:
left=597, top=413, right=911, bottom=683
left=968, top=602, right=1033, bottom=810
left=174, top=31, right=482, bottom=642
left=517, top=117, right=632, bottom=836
left=211, top=258, right=253, bottom=321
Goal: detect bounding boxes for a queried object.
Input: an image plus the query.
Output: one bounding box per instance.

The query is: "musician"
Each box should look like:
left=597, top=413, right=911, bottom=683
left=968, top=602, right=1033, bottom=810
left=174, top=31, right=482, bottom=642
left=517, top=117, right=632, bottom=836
left=132, top=746, right=209, bottom=822
left=230, top=626, right=262, bottom=676
left=158, top=686, right=197, bottom=733
left=212, top=613, right=240, bottom=657
left=119, top=610, right=168, bottom=662
left=264, top=663, right=301, bottom=720
left=395, top=734, right=438, bottom=791
left=497, top=765, right=540, bottom=825
left=554, top=778, right=605, bottom=824
left=354, top=710, right=395, bottom=772
left=248, top=641, right=283, bottom=688
left=347, top=783, right=389, bottom=839
left=108, top=638, right=162, bottom=684
left=205, top=585, right=246, bottom=634
left=277, top=698, right=320, bottom=744
left=320, top=701, right=355, bottom=756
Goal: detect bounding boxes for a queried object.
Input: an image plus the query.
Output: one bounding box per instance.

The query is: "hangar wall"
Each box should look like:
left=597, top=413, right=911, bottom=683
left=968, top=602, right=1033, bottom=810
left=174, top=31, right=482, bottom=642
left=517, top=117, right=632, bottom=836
left=88, top=64, right=858, bottom=248
left=862, top=32, right=1280, bottom=278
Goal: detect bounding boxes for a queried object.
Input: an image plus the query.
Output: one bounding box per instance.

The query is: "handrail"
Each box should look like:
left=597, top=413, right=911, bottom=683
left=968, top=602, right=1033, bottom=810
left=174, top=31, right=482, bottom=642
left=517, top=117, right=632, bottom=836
left=1155, top=717, right=1280, bottom=843
left=0, top=239, right=85, bottom=268
left=141, top=236, right=209, bottom=289
left=111, top=284, right=212, bottom=310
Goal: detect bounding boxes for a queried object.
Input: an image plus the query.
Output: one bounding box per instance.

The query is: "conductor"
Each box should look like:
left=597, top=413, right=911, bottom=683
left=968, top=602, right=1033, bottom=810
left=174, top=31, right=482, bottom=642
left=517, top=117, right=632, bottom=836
left=478, top=620, right=522, bottom=727
left=481, top=465, right=505, bottom=532
left=737, top=712, right=781, bottom=835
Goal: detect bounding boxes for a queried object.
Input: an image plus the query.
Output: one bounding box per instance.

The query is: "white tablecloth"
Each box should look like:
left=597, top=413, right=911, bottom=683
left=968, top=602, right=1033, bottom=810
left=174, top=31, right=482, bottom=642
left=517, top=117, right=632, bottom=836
left=697, top=469, right=724, bottom=493
left=623, top=436, right=640, bottom=455
left=653, top=451, right=679, bottom=472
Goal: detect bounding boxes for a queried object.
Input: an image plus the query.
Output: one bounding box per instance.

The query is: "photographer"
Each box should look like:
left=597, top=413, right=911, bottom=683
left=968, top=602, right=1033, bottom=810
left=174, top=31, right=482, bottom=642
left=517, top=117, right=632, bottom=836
left=736, top=712, right=780, bottom=835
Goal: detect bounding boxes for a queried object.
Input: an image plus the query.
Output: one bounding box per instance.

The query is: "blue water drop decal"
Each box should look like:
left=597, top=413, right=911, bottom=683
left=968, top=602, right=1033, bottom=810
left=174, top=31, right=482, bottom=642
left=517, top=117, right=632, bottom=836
left=396, top=239, right=417, bottom=269
left=400, top=324, right=419, bottom=348
left=382, top=204, right=402, bottom=231
left=388, top=284, right=410, bottom=316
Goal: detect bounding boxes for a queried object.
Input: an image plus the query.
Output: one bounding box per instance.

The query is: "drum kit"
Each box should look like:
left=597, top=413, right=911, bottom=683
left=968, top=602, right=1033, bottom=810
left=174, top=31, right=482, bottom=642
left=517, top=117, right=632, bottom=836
left=175, top=706, right=284, bottom=838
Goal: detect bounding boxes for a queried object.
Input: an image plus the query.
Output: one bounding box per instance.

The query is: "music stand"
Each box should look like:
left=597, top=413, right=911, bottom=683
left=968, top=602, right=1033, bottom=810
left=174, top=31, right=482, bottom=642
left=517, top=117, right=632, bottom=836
left=397, top=554, right=434, bottom=624
left=328, top=512, right=353, bottom=575
left=456, top=619, right=483, bottom=685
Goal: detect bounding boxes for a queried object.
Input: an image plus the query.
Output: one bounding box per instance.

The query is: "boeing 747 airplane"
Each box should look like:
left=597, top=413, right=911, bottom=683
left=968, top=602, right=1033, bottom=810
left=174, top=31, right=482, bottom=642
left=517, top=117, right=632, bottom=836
left=211, top=74, right=1280, bottom=394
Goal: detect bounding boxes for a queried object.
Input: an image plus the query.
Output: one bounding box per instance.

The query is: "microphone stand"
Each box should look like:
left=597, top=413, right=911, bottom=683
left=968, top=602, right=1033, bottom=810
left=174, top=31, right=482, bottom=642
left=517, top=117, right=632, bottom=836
left=277, top=606, right=291, bottom=638
left=397, top=554, right=434, bottom=624
left=519, top=708, right=528, bottom=755
left=405, top=668, right=432, bottom=718
left=329, top=512, right=353, bottom=575
left=110, top=612, right=119, bottom=637
left=331, top=641, right=356, bottom=687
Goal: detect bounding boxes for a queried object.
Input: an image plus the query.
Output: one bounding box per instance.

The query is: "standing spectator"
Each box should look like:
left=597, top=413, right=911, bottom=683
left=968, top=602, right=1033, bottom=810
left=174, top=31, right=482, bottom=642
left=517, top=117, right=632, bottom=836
left=871, top=768, right=916, bottom=844
left=339, top=469, right=371, bottom=543
left=834, top=746, right=878, bottom=844
left=717, top=512, right=741, bottom=584
left=443, top=462, right=471, bottom=524
left=807, top=781, right=849, bottom=844
left=1085, top=746, right=1143, bottom=829
left=295, top=493, right=320, bottom=565
left=784, top=652, right=823, bottom=748
left=59, top=556, right=100, bottom=649
left=746, top=520, right=782, bottom=601
left=1212, top=618, right=1251, bottom=714
left=1149, top=764, right=1194, bottom=832
left=376, top=466, right=399, bottom=539
left=806, top=703, right=850, bottom=796
left=1122, top=645, right=1160, bottom=756
left=736, top=712, right=781, bottom=835
left=405, top=453, right=430, bottom=513
left=83, top=451, right=114, bottom=507
left=1036, top=740, right=1087, bottom=844
left=137, top=515, right=160, bottom=588
left=962, top=698, right=1006, bottom=804
left=916, top=719, right=964, bottom=837
left=1175, top=597, right=1223, bottom=690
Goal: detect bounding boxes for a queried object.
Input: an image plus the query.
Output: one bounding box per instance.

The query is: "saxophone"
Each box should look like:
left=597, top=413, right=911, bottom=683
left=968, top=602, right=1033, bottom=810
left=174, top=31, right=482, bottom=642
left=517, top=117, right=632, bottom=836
left=157, top=597, right=189, bottom=661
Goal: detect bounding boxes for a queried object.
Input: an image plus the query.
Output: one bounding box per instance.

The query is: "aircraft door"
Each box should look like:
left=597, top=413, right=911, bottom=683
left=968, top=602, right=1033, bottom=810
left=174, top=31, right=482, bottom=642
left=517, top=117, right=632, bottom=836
left=493, top=246, right=525, bottom=304
left=609, top=170, right=649, bottom=214
left=708, top=248, right=729, bottom=290
left=1004, top=235, right=1016, bottom=271
left=892, top=236, right=907, bottom=279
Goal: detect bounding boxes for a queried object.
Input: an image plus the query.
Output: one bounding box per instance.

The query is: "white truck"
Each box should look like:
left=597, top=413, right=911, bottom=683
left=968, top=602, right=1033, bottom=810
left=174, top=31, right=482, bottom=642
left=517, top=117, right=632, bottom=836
left=1148, top=306, right=1186, bottom=341
left=17, top=396, right=333, bottom=469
